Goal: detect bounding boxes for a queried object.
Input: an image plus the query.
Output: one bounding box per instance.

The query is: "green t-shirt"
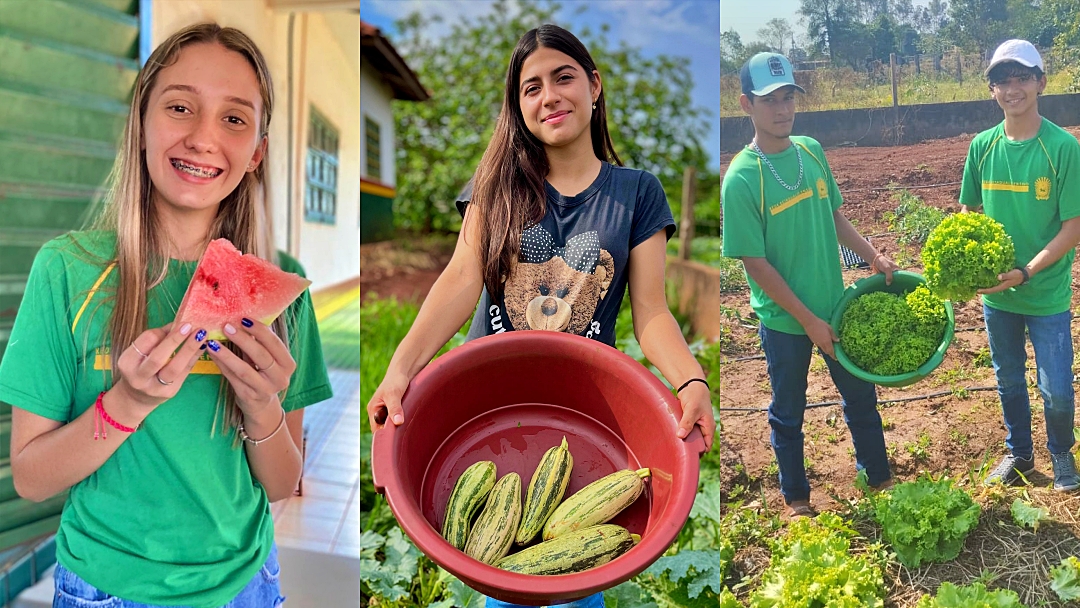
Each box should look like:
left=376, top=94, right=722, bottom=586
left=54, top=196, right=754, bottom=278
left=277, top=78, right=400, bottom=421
left=959, top=118, right=1080, bottom=316
left=0, top=231, right=333, bottom=607
left=722, top=136, right=845, bottom=335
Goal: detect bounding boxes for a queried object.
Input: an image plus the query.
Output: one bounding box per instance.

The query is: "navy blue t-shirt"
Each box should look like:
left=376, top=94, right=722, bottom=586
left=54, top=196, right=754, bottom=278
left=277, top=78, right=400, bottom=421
left=456, top=163, right=675, bottom=347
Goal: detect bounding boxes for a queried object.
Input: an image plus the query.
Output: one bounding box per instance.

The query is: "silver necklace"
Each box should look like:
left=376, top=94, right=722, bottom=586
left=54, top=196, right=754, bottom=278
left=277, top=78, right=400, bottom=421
left=752, top=139, right=803, bottom=191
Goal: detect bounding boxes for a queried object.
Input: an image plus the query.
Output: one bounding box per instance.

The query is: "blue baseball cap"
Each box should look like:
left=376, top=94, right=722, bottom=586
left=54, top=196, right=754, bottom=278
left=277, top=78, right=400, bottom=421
left=740, top=52, right=806, bottom=96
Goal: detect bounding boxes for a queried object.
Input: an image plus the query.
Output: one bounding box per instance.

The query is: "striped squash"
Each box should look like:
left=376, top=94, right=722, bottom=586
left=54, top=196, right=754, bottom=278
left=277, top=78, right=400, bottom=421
left=442, top=460, right=497, bottom=550
left=516, top=436, right=574, bottom=545
left=464, top=472, right=522, bottom=564
left=542, top=468, right=650, bottom=541
left=495, top=524, right=640, bottom=575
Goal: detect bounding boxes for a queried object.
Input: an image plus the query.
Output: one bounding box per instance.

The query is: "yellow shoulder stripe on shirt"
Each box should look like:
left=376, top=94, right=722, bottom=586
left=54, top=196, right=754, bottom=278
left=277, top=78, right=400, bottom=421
left=72, top=261, right=116, bottom=334
left=977, top=134, right=1003, bottom=172
left=795, top=141, right=827, bottom=173
left=1037, top=137, right=1058, bottom=177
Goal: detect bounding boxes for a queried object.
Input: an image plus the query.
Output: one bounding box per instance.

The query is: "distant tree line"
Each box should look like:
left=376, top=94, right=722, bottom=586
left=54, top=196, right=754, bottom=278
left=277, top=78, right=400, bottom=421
left=721, top=0, right=1080, bottom=76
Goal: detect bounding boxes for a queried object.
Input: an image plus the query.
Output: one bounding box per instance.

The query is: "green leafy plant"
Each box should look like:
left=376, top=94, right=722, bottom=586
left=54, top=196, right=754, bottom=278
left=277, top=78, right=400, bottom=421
left=914, top=581, right=1026, bottom=607
left=839, top=285, right=947, bottom=376
left=1010, top=498, right=1048, bottom=532
left=749, top=513, right=887, bottom=608
left=872, top=477, right=981, bottom=568
left=1049, top=556, right=1080, bottom=601
left=885, top=191, right=947, bottom=245
left=921, top=213, right=1015, bottom=302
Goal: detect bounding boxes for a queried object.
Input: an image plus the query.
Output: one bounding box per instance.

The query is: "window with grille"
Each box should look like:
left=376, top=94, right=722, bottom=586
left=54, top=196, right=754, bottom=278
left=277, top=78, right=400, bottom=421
left=305, top=108, right=339, bottom=224
left=365, top=116, right=381, bottom=181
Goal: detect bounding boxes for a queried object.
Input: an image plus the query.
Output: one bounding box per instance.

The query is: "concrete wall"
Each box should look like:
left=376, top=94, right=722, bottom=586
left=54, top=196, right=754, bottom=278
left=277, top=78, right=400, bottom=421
left=359, top=56, right=395, bottom=188
left=720, top=93, right=1080, bottom=152
left=666, top=257, right=721, bottom=341
left=150, top=1, right=360, bottom=290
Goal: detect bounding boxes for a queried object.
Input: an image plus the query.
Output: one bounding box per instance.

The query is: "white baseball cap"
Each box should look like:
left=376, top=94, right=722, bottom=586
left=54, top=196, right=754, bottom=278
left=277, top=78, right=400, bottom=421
left=984, top=39, right=1044, bottom=77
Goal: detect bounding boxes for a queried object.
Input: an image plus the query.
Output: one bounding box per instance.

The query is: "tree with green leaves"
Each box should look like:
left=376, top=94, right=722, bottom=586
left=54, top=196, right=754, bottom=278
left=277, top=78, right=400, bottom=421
left=757, top=18, right=793, bottom=54
left=389, top=0, right=709, bottom=233
left=943, top=0, right=1009, bottom=51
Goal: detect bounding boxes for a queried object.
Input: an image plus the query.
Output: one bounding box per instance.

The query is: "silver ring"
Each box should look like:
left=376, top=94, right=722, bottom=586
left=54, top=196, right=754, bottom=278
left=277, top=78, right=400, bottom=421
left=132, top=344, right=149, bottom=358
left=155, top=372, right=173, bottom=386
left=255, top=360, right=276, bottom=372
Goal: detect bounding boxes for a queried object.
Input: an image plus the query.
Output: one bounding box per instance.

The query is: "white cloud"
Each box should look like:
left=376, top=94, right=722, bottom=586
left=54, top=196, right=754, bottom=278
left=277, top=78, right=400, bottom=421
left=586, top=0, right=717, bottom=45
left=366, top=0, right=519, bottom=41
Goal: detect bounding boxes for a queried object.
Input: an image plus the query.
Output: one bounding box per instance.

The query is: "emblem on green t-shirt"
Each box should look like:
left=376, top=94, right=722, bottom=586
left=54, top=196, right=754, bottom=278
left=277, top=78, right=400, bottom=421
left=1035, top=176, right=1050, bottom=200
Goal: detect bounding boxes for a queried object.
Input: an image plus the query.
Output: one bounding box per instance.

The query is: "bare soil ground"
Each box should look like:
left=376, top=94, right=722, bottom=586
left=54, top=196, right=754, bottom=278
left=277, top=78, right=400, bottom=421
left=359, top=235, right=455, bottom=304
left=719, top=127, right=1080, bottom=606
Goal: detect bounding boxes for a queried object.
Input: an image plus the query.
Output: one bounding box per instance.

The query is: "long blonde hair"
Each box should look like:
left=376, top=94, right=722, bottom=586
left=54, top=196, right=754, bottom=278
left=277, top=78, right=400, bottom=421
left=87, top=23, right=285, bottom=437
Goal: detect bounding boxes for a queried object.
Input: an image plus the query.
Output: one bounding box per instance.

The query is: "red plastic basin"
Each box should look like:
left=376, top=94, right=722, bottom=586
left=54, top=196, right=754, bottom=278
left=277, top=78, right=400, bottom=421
left=370, top=331, right=706, bottom=605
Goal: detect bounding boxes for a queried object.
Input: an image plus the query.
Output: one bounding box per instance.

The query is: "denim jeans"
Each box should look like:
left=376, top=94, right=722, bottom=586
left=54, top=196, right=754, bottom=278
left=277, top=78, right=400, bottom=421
left=983, top=305, right=1076, bottom=458
left=759, top=324, right=891, bottom=503
left=52, top=543, right=284, bottom=608
left=485, top=592, right=604, bottom=608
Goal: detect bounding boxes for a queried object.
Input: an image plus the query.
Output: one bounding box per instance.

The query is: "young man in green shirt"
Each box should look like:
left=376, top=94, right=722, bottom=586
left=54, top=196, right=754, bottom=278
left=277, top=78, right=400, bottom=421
left=722, top=52, right=899, bottom=517
left=960, top=40, right=1080, bottom=492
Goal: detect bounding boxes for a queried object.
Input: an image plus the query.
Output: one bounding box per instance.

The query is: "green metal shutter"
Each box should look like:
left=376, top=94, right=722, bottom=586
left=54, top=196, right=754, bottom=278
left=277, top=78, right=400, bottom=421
left=0, top=0, right=138, bottom=558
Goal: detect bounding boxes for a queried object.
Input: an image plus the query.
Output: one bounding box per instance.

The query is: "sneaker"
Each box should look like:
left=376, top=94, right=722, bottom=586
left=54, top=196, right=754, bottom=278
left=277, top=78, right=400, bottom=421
left=1050, top=452, right=1080, bottom=492
left=984, top=454, right=1035, bottom=486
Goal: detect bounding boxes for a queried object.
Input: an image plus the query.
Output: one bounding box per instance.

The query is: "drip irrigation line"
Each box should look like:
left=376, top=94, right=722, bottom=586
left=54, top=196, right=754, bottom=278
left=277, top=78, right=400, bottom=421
left=718, top=385, right=1000, bottom=412
left=840, top=181, right=961, bottom=195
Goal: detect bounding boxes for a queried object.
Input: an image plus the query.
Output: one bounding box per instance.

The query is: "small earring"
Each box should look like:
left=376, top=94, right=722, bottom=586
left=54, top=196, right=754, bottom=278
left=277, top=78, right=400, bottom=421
left=592, top=102, right=597, bottom=110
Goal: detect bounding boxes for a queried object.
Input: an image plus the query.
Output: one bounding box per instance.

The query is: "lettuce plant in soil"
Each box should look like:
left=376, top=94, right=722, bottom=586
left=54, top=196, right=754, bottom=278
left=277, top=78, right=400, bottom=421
left=914, top=581, right=1026, bottom=607
left=872, top=477, right=980, bottom=568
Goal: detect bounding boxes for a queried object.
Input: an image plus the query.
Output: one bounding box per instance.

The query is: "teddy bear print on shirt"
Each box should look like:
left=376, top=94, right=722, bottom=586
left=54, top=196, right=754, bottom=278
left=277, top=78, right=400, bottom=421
left=504, top=225, right=614, bottom=335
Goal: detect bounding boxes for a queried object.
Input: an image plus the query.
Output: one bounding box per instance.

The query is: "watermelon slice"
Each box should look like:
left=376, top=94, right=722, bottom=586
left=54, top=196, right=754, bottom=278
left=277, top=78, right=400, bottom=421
left=174, top=238, right=312, bottom=341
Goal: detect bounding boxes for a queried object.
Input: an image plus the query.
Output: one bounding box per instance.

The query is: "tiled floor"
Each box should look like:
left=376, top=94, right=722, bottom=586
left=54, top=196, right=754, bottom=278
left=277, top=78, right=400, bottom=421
left=272, top=368, right=361, bottom=557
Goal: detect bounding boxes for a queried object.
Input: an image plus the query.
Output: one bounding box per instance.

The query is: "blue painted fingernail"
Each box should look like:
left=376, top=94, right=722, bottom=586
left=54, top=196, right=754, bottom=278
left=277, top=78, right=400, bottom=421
left=195, top=329, right=206, bottom=342
left=200, top=343, right=207, bottom=350
left=207, top=340, right=221, bottom=352
left=241, top=318, right=254, bottom=328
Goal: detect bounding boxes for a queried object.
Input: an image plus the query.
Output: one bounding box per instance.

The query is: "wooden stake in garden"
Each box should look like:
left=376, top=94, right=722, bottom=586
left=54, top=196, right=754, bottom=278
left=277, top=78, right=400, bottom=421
left=677, top=166, right=696, bottom=261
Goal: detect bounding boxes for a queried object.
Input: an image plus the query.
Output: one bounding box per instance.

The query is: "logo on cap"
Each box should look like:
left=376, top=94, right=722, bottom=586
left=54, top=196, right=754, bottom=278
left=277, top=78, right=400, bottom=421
left=768, top=57, right=785, bottom=76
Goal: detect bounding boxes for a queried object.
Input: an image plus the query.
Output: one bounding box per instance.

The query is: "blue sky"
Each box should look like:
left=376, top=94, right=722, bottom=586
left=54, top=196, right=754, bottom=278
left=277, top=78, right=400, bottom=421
left=362, top=0, right=721, bottom=171
left=722, top=0, right=933, bottom=47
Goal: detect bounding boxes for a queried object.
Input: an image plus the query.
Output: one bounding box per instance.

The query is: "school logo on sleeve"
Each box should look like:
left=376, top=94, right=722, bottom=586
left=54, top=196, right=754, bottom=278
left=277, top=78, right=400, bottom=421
left=1035, top=176, right=1051, bottom=201
left=816, top=178, right=827, bottom=199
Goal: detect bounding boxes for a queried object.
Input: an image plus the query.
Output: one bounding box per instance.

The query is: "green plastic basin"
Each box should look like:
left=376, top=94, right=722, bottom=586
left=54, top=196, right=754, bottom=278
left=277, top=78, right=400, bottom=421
left=829, top=271, right=955, bottom=388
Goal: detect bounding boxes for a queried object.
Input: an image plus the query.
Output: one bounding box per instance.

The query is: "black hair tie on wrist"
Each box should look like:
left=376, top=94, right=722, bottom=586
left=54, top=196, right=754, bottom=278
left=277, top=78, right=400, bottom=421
left=1016, top=265, right=1030, bottom=285
left=677, top=378, right=710, bottom=393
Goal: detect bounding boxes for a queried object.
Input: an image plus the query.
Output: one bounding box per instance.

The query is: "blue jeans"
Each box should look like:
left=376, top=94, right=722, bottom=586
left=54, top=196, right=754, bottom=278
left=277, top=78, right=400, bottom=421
left=760, top=324, right=891, bottom=503
left=52, top=544, right=284, bottom=608
left=983, top=305, right=1076, bottom=458
left=485, top=593, right=604, bottom=608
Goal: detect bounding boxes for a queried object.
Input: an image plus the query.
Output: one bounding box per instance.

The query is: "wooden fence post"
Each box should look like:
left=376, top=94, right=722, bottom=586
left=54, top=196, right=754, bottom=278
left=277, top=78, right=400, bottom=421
left=677, top=167, right=697, bottom=261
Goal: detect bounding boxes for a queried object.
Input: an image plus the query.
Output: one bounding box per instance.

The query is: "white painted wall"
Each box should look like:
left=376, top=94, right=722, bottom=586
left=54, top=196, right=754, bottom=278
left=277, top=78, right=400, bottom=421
left=296, top=12, right=361, bottom=288
left=150, top=0, right=359, bottom=290
left=359, top=55, right=395, bottom=188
